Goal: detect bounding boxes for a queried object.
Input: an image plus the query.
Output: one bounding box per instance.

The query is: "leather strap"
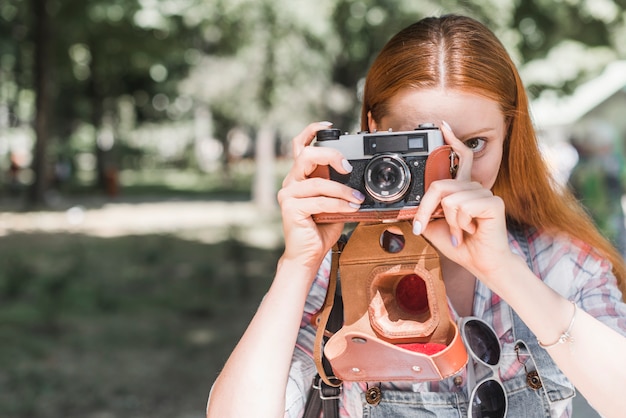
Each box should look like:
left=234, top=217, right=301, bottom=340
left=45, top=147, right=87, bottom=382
left=305, top=237, right=346, bottom=418
left=302, top=377, right=323, bottom=418
left=313, top=241, right=344, bottom=388
left=303, top=375, right=341, bottom=418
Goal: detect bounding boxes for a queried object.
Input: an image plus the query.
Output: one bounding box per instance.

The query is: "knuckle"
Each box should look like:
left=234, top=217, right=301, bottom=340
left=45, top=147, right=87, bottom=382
left=298, top=146, right=321, bottom=164
left=440, top=198, right=455, bottom=213
left=300, top=145, right=314, bottom=156
left=493, top=195, right=505, bottom=209
left=311, top=176, right=334, bottom=190
left=427, top=179, right=446, bottom=194
left=281, top=174, right=293, bottom=188
left=311, top=199, right=328, bottom=214
left=469, top=181, right=484, bottom=190
left=459, top=147, right=473, bottom=159
left=280, top=197, right=298, bottom=214
left=276, top=187, right=288, bottom=204
left=304, top=176, right=337, bottom=195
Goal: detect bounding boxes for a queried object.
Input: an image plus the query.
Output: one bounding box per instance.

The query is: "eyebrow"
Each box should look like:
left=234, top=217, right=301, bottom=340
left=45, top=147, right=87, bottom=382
left=459, top=127, right=497, bottom=139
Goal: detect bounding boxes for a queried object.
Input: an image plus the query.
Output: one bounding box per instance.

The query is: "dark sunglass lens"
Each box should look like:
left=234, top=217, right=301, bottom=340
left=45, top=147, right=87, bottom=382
left=471, top=379, right=506, bottom=418
left=465, top=320, right=500, bottom=365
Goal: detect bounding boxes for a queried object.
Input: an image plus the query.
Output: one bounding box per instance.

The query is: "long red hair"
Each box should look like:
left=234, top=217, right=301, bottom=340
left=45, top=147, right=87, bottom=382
left=361, top=14, right=626, bottom=297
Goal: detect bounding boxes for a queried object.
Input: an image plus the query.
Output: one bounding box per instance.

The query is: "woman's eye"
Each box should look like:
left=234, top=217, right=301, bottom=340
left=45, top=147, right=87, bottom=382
left=464, top=138, right=486, bottom=153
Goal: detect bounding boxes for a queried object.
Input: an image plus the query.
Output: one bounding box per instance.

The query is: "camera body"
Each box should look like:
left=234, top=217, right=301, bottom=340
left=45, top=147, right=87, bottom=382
left=313, top=123, right=444, bottom=210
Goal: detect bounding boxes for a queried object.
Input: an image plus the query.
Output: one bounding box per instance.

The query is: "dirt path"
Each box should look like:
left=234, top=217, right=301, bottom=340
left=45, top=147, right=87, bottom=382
left=0, top=198, right=284, bottom=247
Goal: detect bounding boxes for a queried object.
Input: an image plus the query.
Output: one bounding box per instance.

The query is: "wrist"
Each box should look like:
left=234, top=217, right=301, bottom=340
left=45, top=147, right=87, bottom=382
left=537, top=301, right=577, bottom=348
left=263, top=256, right=321, bottom=314
left=276, top=253, right=323, bottom=285
left=475, top=250, right=528, bottom=293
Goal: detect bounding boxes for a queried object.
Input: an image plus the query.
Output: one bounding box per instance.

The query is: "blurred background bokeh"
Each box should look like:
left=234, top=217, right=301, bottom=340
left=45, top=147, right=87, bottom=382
left=1, top=1, right=625, bottom=417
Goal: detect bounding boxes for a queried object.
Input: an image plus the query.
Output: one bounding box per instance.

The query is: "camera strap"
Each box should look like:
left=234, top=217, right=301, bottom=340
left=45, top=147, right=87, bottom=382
left=305, top=236, right=346, bottom=418
left=313, top=237, right=345, bottom=387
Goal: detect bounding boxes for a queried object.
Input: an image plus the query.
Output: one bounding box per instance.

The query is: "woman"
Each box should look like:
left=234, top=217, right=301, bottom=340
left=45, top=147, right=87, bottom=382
left=207, top=14, right=626, bottom=417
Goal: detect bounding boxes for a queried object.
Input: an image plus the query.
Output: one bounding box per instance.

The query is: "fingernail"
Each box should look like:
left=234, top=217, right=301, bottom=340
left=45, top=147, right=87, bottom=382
left=352, top=190, right=365, bottom=201
left=441, top=120, right=452, bottom=131
left=349, top=202, right=361, bottom=209
left=451, top=235, right=458, bottom=247
left=342, top=159, right=353, bottom=173
left=412, top=220, right=422, bottom=235
left=319, top=121, right=333, bottom=126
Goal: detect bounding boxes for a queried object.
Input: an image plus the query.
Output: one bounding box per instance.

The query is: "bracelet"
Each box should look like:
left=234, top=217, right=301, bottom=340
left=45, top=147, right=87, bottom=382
left=538, top=301, right=577, bottom=349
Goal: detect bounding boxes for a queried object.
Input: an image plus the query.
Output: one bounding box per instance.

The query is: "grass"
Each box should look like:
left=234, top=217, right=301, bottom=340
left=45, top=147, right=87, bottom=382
left=0, top=230, right=282, bottom=418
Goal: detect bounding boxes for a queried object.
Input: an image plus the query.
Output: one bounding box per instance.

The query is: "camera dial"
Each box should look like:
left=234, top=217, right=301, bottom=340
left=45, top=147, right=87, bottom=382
left=315, top=129, right=341, bottom=141
left=365, top=154, right=412, bottom=202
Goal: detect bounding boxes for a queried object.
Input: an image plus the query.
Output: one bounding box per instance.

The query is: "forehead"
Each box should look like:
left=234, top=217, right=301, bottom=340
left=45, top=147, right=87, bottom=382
left=380, top=88, right=505, bottom=135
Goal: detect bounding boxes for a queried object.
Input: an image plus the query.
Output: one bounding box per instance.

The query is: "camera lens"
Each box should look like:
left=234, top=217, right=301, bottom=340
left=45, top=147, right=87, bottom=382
left=364, top=154, right=411, bottom=202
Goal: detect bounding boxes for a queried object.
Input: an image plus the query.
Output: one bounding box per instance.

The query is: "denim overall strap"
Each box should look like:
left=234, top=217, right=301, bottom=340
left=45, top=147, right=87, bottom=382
left=508, top=224, right=576, bottom=404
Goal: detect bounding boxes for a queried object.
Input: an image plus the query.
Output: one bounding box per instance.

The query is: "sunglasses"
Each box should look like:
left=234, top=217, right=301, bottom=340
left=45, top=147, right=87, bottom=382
left=458, top=317, right=508, bottom=418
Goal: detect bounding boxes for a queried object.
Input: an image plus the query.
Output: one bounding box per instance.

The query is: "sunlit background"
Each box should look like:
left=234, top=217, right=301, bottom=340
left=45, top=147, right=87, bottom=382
left=2, top=0, right=625, bottom=208
left=0, top=0, right=625, bottom=417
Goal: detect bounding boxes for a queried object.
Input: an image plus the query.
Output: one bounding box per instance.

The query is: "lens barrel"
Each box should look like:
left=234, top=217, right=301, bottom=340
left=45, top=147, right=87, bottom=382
left=364, top=154, right=411, bottom=202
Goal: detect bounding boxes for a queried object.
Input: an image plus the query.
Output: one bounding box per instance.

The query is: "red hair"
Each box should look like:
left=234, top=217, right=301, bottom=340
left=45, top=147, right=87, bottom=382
left=361, top=15, right=626, bottom=297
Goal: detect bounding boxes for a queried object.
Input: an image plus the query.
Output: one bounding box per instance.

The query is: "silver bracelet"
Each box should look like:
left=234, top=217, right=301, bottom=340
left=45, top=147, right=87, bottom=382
left=538, top=301, right=577, bottom=349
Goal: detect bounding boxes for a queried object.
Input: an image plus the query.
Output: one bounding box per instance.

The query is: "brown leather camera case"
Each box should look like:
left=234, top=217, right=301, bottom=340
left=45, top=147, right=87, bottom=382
left=323, top=221, right=468, bottom=382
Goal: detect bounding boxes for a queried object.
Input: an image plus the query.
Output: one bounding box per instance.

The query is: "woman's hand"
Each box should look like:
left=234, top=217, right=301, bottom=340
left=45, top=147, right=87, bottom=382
left=277, top=122, right=365, bottom=271
left=413, top=122, right=513, bottom=281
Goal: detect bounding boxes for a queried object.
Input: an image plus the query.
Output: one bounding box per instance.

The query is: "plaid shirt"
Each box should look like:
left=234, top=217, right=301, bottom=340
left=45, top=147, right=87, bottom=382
left=284, top=228, right=626, bottom=417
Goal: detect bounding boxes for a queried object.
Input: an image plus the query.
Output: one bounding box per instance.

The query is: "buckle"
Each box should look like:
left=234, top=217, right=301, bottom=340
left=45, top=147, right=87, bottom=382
left=320, top=382, right=342, bottom=400
left=449, top=151, right=459, bottom=177
left=313, top=375, right=343, bottom=400
left=312, top=375, right=321, bottom=390
left=319, top=376, right=343, bottom=400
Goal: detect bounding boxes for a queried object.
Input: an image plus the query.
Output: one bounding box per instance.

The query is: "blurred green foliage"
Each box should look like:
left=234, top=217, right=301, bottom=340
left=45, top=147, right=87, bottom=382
left=1, top=0, right=625, bottom=203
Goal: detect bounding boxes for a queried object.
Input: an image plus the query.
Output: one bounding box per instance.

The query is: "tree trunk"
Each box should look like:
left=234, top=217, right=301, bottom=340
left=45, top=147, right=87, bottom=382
left=252, top=123, right=277, bottom=211
left=87, top=45, right=107, bottom=191
left=28, top=0, right=51, bottom=207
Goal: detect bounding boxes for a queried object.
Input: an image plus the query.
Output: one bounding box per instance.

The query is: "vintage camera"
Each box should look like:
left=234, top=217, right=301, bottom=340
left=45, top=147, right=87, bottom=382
left=313, top=124, right=444, bottom=210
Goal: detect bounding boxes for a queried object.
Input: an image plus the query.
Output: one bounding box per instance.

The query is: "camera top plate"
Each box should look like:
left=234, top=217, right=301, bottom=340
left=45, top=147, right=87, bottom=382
left=314, top=124, right=443, bottom=160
